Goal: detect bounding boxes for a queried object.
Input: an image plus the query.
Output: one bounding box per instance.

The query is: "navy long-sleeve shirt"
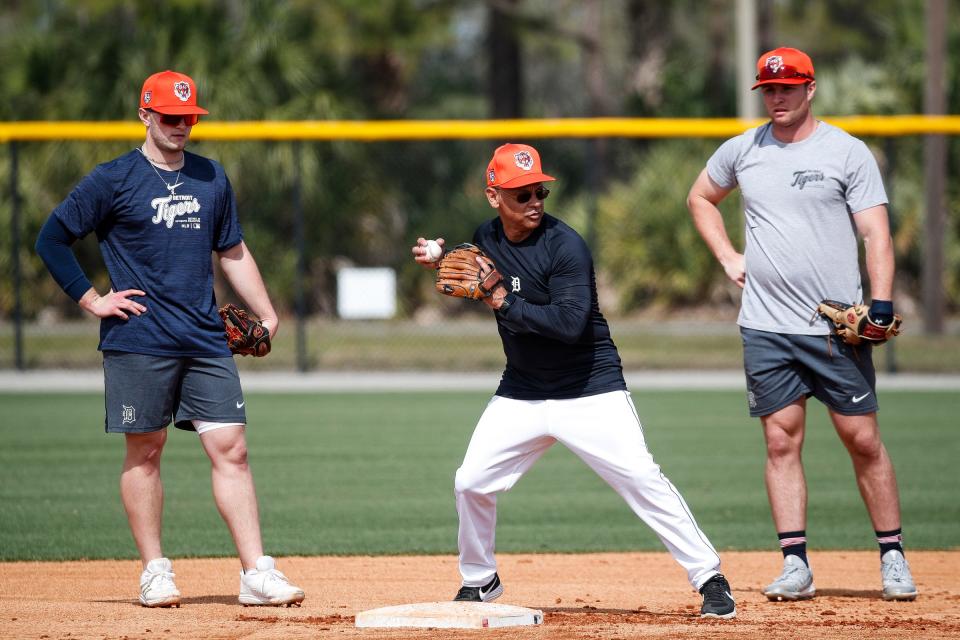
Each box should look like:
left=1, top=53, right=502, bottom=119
left=473, top=213, right=626, bottom=400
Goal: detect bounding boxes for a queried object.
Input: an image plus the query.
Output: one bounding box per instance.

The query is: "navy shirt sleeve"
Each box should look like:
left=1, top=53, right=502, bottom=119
left=52, top=167, right=114, bottom=238
left=214, top=174, right=243, bottom=252
left=35, top=214, right=93, bottom=302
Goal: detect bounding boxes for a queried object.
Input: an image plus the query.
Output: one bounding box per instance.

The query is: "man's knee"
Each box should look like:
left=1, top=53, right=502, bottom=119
left=201, top=428, right=250, bottom=468
left=844, top=430, right=884, bottom=461
left=125, top=430, right=167, bottom=466
left=214, top=440, right=250, bottom=469
left=455, top=466, right=494, bottom=497
left=764, top=426, right=802, bottom=462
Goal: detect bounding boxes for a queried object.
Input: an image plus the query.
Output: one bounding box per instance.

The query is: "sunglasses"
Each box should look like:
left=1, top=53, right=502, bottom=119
left=756, top=64, right=814, bottom=82
left=147, top=109, right=200, bottom=126
left=502, top=186, right=550, bottom=204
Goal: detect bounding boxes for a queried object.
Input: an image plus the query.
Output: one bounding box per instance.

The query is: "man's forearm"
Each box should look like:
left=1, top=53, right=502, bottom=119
left=689, top=199, right=739, bottom=267
left=219, top=242, right=278, bottom=331
left=864, top=234, right=895, bottom=301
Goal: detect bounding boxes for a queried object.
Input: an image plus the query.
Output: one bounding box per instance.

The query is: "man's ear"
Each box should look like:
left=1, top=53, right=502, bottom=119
left=484, top=186, right=500, bottom=209
left=137, top=108, right=151, bottom=127
left=806, top=80, right=817, bottom=102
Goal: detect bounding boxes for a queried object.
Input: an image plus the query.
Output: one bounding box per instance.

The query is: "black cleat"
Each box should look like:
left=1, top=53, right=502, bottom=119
left=699, top=573, right=736, bottom=619
left=453, top=572, right=503, bottom=602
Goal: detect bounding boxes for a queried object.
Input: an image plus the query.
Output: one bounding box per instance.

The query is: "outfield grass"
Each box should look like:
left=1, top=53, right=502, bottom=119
left=3, top=318, right=960, bottom=372
left=0, top=390, right=956, bottom=561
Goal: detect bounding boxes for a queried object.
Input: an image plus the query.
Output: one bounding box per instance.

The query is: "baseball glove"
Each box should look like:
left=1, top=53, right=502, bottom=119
left=816, top=299, right=902, bottom=345
left=435, top=243, right=502, bottom=300
left=218, top=303, right=271, bottom=357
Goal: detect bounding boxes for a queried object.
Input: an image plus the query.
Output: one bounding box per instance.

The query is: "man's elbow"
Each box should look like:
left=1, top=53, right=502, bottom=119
left=686, top=190, right=711, bottom=217
left=35, top=219, right=59, bottom=264
left=555, top=315, right=590, bottom=344
left=217, top=240, right=246, bottom=261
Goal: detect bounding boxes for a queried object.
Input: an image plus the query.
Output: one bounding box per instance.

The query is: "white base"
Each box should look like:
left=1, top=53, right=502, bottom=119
left=355, top=601, right=544, bottom=629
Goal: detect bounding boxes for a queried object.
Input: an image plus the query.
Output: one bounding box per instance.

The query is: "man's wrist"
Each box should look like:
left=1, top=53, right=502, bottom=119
left=78, top=288, right=100, bottom=312
left=495, top=292, right=515, bottom=313
left=869, top=299, right=894, bottom=325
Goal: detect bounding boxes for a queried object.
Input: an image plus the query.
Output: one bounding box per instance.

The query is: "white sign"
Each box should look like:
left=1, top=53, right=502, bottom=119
left=336, top=267, right=397, bottom=319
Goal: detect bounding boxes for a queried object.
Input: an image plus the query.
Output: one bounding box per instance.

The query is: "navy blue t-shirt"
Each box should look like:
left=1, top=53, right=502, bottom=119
left=53, top=149, right=243, bottom=357
left=473, top=214, right=626, bottom=400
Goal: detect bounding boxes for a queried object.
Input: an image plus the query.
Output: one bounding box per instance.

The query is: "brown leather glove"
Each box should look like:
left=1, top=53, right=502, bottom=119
left=435, top=243, right=502, bottom=300
left=816, top=299, right=902, bottom=345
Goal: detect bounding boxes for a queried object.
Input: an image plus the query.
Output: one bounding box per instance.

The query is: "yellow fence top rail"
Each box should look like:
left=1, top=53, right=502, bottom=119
left=2, top=116, right=959, bottom=142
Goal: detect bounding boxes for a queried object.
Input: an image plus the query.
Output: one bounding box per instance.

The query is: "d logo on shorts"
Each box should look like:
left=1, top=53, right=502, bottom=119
left=121, top=405, right=136, bottom=424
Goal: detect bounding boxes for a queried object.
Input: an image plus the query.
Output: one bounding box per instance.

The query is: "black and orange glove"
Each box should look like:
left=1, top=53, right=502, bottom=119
left=218, top=303, right=271, bottom=357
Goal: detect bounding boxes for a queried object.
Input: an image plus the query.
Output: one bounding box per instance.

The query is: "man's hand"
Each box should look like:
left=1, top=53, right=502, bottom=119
left=479, top=257, right=509, bottom=310
left=79, top=288, right=147, bottom=320
left=721, top=253, right=746, bottom=289
left=260, top=317, right=278, bottom=341
left=412, top=237, right=445, bottom=268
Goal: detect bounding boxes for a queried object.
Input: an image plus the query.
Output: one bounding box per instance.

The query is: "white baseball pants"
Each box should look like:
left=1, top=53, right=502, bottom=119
left=455, top=390, right=722, bottom=590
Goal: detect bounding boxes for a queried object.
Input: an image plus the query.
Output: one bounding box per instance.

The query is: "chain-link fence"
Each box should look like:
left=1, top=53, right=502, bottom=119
left=3, top=120, right=959, bottom=372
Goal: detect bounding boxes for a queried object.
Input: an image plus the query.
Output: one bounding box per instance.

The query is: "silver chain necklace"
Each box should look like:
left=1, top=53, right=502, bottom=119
left=139, top=146, right=184, bottom=195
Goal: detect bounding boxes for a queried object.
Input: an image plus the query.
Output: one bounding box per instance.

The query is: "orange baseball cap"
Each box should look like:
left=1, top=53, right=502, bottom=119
left=751, top=47, right=815, bottom=90
left=139, top=70, right=209, bottom=115
left=486, top=143, right=555, bottom=189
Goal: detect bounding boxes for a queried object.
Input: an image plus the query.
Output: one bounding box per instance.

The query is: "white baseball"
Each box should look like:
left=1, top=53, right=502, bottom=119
left=424, top=240, right=443, bottom=261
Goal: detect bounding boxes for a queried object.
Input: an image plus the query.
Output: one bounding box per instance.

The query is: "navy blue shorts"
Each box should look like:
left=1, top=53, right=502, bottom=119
left=102, top=352, right=246, bottom=433
left=740, top=327, right=878, bottom=418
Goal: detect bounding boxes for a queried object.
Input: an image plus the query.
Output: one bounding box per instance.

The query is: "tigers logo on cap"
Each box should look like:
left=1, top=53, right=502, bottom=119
left=751, top=47, right=815, bottom=90
left=514, top=151, right=534, bottom=170
left=173, top=81, right=191, bottom=102
left=139, top=70, right=209, bottom=116
left=486, top=143, right=556, bottom=189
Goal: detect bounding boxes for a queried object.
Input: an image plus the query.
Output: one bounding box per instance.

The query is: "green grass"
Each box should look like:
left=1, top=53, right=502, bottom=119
left=3, top=318, right=960, bottom=372
left=0, top=391, right=957, bottom=561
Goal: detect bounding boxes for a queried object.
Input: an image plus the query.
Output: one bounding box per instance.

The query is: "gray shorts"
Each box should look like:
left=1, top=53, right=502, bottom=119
left=740, top=327, right=878, bottom=418
left=103, top=351, right=246, bottom=433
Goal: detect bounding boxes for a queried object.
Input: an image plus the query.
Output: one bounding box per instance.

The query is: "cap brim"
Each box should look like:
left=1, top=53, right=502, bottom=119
left=751, top=78, right=809, bottom=90
left=497, top=173, right=556, bottom=188
left=149, top=105, right=210, bottom=115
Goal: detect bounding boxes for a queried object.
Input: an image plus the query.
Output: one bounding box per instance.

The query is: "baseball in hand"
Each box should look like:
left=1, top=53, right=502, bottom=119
left=424, top=240, right=443, bottom=261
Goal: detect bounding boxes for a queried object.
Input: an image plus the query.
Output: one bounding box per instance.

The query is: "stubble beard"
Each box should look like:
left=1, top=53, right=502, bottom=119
left=151, top=127, right=188, bottom=154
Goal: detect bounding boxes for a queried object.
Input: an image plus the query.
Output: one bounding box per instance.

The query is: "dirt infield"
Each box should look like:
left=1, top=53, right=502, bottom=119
left=1, top=551, right=958, bottom=639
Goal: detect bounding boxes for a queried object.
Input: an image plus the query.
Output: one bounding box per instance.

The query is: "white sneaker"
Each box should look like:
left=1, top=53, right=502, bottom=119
left=239, top=556, right=305, bottom=607
left=139, top=558, right=181, bottom=608
left=881, top=550, right=918, bottom=601
left=763, top=555, right=816, bottom=601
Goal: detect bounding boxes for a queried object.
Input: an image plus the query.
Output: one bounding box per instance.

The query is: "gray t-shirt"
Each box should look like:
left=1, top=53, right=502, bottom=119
left=707, top=121, right=888, bottom=335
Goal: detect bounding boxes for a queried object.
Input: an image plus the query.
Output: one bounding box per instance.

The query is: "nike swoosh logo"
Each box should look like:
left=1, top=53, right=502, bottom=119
left=169, top=181, right=184, bottom=191
left=479, top=575, right=500, bottom=599
left=236, top=401, right=245, bottom=409
left=852, top=393, right=871, bottom=403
